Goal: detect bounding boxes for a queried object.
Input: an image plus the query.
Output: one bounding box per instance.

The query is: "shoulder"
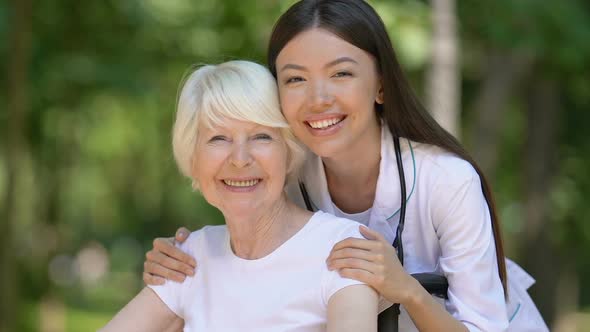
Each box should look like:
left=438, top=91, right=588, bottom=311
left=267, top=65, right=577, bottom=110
left=309, top=211, right=364, bottom=243
left=409, top=143, right=492, bottom=230
left=178, top=225, right=227, bottom=255
left=409, top=141, right=479, bottom=187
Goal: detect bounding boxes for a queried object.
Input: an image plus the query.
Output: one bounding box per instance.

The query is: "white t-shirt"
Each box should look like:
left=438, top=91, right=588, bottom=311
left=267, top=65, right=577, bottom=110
left=148, top=211, right=377, bottom=332
left=332, top=201, right=372, bottom=224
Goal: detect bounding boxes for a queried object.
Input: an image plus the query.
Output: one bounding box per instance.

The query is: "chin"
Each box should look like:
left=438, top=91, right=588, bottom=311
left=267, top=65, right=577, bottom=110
left=306, top=140, right=347, bottom=159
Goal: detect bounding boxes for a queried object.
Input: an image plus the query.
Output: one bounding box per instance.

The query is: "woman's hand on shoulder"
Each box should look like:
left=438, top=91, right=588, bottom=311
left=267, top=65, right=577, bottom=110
left=143, top=227, right=197, bottom=285
left=326, top=225, right=417, bottom=304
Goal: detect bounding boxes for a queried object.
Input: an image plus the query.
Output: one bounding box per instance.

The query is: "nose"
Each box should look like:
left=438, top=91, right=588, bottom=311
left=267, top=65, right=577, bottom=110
left=229, top=142, right=253, bottom=168
left=308, top=79, right=334, bottom=112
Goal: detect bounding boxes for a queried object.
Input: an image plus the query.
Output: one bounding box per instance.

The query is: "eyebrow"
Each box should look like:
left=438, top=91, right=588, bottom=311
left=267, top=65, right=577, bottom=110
left=279, top=56, right=359, bottom=73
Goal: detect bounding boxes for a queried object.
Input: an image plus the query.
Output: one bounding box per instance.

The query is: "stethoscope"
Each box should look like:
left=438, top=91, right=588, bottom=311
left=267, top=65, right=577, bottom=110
left=298, top=136, right=407, bottom=262
left=298, top=135, right=448, bottom=331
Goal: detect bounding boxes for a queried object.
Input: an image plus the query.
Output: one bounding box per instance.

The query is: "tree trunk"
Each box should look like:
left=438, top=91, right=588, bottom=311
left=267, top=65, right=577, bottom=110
left=427, top=0, right=460, bottom=139
left=467, top=51, right=533, bottom=181
left=1, top=0, right=32, bottom=331
left=521, top=77, right=564, bottom=328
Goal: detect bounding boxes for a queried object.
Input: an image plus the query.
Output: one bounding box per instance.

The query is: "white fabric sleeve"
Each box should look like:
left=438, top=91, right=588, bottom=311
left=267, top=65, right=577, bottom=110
left=321, top=222, right=393, bottom=313
left=321, top=224, right=365, bottom=306
left=146, top=231, right=200, bottom=318
left=431, top=166, right=509, bottom=332
left=147, top=277, right=183, bottom=318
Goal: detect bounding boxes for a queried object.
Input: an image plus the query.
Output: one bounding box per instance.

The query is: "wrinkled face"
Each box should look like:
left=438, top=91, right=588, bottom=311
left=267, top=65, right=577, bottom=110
left=275, top=28, right=383, bottom=158
left=191, top=118, right=289, bottom=216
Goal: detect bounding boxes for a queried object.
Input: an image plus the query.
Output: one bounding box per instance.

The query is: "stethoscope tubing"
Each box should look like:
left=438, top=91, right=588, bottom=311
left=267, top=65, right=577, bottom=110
left=298, top=136, right=408, bottom=259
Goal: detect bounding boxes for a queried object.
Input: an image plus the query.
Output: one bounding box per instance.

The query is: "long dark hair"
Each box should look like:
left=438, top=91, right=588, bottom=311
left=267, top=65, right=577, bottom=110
left=267, top=0, right=507, bottom=295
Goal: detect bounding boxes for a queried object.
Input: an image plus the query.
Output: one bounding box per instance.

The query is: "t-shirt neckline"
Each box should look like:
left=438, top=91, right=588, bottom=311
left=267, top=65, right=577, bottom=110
left=224, top=211, right=324, bottom=265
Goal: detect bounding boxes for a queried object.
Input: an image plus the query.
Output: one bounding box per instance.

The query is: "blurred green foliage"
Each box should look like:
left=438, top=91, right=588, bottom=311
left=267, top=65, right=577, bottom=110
left=1, top=0, right=590, bottom=331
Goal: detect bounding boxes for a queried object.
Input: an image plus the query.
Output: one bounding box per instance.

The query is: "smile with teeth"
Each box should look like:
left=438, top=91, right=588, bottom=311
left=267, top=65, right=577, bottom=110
left=223, top=179, right=260, bottom=187
left=307, top=117, right=344, bottom=129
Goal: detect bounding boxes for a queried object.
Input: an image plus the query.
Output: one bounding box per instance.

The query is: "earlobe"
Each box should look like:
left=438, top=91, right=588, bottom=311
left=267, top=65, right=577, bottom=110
left=376, top=89, right=384, bottom=104
left=376, top=83, right=384, bottom=104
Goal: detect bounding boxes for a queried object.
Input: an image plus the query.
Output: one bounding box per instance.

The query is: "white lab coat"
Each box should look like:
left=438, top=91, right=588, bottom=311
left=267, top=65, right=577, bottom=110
left=285, top=126, right=548, bottom=332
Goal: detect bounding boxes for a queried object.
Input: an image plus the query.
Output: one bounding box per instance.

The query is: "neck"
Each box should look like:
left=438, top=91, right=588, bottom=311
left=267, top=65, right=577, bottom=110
left=224, top=197, right=308, bottom=259
left=322, top=122, right=382, bottom=213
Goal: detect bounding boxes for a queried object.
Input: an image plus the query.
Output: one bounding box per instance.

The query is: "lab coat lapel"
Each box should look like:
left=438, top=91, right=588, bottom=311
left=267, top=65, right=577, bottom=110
left=369, top=127, right=400, bottom=243
left=369, top=128, right=415, bottom=244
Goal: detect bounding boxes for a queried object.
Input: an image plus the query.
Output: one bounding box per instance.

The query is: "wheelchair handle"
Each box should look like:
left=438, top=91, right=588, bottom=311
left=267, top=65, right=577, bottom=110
left=411, top=273, right=449, bottom=299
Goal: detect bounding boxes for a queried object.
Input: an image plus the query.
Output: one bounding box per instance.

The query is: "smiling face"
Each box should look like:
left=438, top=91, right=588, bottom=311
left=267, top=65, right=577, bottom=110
left=191, top=118, right=289, bottom=216
left=275, top=28, right=383, bottom=159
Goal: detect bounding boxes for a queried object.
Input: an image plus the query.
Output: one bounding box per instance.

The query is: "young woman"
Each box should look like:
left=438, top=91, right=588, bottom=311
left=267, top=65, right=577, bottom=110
left=143, top=1, right=546, bottom=331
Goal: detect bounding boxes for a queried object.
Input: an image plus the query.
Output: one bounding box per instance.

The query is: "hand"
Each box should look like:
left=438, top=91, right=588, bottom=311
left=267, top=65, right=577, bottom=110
left=326, top=225, right=417, bottom=304
left=143, top=227, right=196, bottom=285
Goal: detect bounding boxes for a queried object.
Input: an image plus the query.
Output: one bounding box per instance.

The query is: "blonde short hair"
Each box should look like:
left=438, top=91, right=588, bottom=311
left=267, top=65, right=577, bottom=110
left=172, top=60, right=305, bottom=185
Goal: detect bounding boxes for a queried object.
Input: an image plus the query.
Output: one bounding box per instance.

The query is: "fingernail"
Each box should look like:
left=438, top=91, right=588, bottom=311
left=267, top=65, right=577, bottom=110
left=187, top=269, right=195, bottom=276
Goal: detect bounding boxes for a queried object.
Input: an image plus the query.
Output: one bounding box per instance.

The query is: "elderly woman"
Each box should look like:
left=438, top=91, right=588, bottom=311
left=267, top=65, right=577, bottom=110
left=100, top=60, right=380, bottom=332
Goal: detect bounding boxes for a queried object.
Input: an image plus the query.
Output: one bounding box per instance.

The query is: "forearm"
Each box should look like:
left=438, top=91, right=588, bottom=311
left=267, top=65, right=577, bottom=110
left=402, top=278, right=468, bottom=332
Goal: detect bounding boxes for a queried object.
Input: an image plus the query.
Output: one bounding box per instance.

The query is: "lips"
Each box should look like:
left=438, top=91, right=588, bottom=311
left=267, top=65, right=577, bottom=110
left=305, top=115, right=346, bottom=130
left=221, top=178, right=262, bottom=192
left=302, top=115, right=347, bottom=137
left=222, top=179, right=260, bottom=187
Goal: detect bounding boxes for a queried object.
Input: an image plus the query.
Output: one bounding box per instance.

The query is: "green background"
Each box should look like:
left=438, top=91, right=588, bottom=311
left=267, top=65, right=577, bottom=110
left=2, top=0, right=590, bottom=331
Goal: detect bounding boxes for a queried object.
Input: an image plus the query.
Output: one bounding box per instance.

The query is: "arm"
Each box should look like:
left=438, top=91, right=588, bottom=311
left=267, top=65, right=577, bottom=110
left=327, top=165, right=508, bottom=331
left=100, top=288, right=179, bottom=332
left=162, top=317, right=185, bottom=332
left=327, top=226, right=468, bottom=332
left=327, top=284, right=378, bottom=332
left=430, top=168, right=508, bottom=330
left=400, top=277, right=468, bottom=332
left=143, top=227, right=196, bottom=285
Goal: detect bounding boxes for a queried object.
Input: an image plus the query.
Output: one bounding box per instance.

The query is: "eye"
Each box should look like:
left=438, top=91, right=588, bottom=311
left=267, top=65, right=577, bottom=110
left=284, top=76, right=305, bottom=84
left=333, top=71, right=353, bottom=78
left=253, top=133, right=272, bottom=141
left=208, top=135, right=228, bottom=142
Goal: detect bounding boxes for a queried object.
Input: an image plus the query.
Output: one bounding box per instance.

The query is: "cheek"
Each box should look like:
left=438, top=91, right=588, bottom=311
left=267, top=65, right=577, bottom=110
left=349, top=84, right=379, bottom=117
left=262, top=147, right=289, bottom=183
left=192, top=149, right=225, bottom=183
left=279, top=90, right=302, bottom=121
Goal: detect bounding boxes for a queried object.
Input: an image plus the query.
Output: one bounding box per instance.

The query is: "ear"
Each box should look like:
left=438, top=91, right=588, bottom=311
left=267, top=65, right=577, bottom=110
left=375, top=81, right=384, bottom=104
